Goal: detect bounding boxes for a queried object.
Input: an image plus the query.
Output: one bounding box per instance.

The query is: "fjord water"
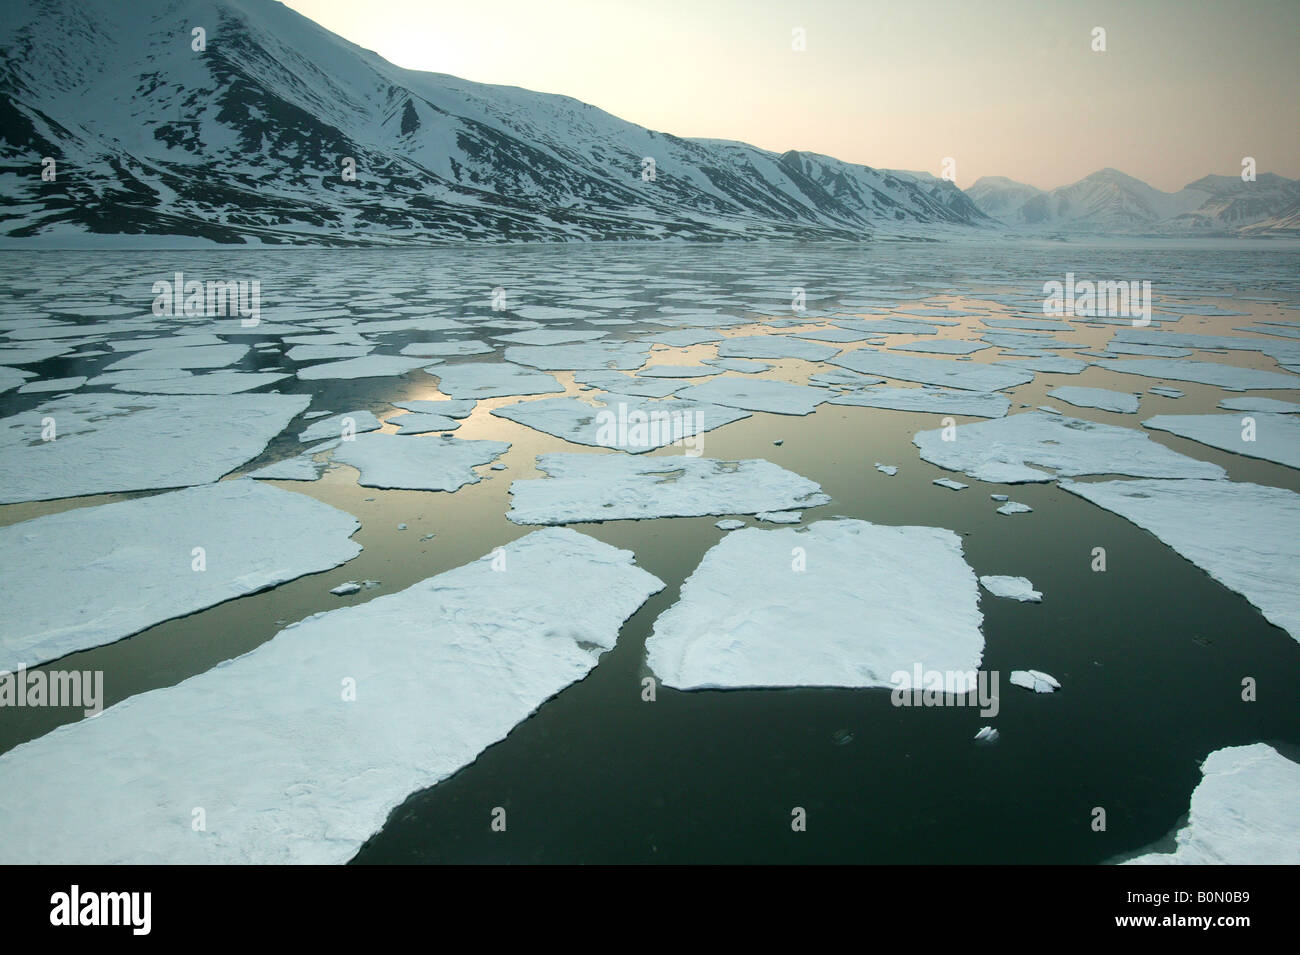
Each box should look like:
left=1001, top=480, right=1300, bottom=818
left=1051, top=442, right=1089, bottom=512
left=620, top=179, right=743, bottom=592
left=1, top=239, right=1297, bottom=863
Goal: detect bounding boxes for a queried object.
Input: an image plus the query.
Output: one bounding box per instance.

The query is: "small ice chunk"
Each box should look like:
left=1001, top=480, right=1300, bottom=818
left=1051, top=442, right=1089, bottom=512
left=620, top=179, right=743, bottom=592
left=973, top=726, right=1000, bottom=743
left=330, top=581, right=362, bottom=596
left=1009, top=670, right=1060, bottom=693
left=990, top=494, right=1009, bottom=501
left=875, top=463, right=898, bottom=476
left=756, top=510, right=801, bottom=523
left=715, top=519, right=746, bottom=530
left=933, top=478, right=969, bottom=490
left=979, top=575, right=1042, bottom=602
left=393, top=399, right=476, bottom=418
left=1149, top=386, right=1184, bottom=398
left=996, top=501, right=1033, bottom=515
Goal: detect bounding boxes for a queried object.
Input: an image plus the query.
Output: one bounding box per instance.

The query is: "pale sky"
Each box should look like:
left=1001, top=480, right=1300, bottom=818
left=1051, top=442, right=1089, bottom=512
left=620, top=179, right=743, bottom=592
left=281, top=0, right=1300, bottom=191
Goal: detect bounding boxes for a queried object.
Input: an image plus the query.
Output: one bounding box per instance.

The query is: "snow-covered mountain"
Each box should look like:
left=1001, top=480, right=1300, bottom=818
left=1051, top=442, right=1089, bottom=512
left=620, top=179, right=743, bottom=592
left=0, top=0, right=993, bottom=244
left=969, top=168, right=1300, bottom=236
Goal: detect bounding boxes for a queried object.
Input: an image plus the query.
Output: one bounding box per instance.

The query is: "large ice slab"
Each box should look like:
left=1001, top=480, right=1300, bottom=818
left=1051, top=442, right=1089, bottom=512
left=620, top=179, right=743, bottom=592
left=1123, top=744, right=1300, bottom=864
left=1143, top=413, right=1300, bottom=468
left=0, top=481, right=360, bottom=671
left=1090, top=358, right=1300, bottom=391
left=831, top=350, right=1033, bottom=392
left=430, top=362, right=563, bottom=398
left=0, top=529, right=662, bottom=864
left=508, top=453, right=829, bottom=524
left=0, top=393, right=309, bottom=504
left=492, top=394, right=747, bottom=453
left=913, top=412, right=1225, bottom=483
left=716, top=335, right=839, bottom=362
left=296, top=356, right=430, bottom=380
left=645, top=519, right=984, bottom=689
left=331, top=434, right=509, bottom=491
left=1047, top=386, right=1140, bottom=414
left=503, top=341, right=647, bottom=370
left=830, top=387, right=1010, bottom=418
left=1061, top=479, right=1300, bottom=642
left=673, top=378, right=831, bottom=415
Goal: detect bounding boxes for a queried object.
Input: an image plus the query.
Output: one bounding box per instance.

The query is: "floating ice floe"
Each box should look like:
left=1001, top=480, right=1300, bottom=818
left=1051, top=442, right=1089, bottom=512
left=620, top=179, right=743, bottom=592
left=286, top=344, right=374, bottom=362
left=1061, top=479, right=1300, bottom=642
left=703, top=357, right=772, bottom=374
left=1104, top=342, right=1193, bottom=358
left=996, top=501, right=1033, bottom=515
left=1047, top=386, right=1140, bottom=414
left=0, top=528, right=662, bottom=863
left=17, top=376, right=85, bottom=394
left=996, top=356, right=1087, bottom=374
left=299, top=410, right=382, bottom=443
left=247, top=455, right=325, bottom=481
left=1122, top=743, right=1300, bottom=864
left=493, top=329, right=606, bottom=346
left=716, top=519, right=746, bottom=530
left=830, top=387, right=1010, bottom=418
left=0, top=393, right=310, bottom=504
left=933, top=478, right=969, bottom=491
left=331, top=434, right=509, bottom=491
left=429, top=362, right=563, bottom=399
left=1009, top=670, right=1059, bottom=693
left=112, top=371, right=290, bottom=394
left=793, top=327, right=881, bottom=344
left=295, top=356, right=431, bottom=381
left=808, top=368, right=883, bottom=390
left=491, top=395, right=748, bottom=453
left=638, top=365, right=717, bottom=378
left=1218, top=396, right=1300, bottom=413
left=1143, top=413, right=1300, bottom=468
left=638, top=329, right=723, bottom=347
left=329, top=581, right=362, bottom=596
left=716, top=335, right=839, bottom=362
left=0, top=481, right=360, bottom=671
left=504, top=341, right=648, bottom=370
left=979, top=576, right=1041, bottom=602
left=875, top=463, right=898, bottom=476
left=388, top=413, right=460, bottom=434
left=831, top=350, right=1034, bottom=392
left=673, top=378, right=831, bottom=415
left=1149, top=386, right=1184, bottom=398
left=756, top=510, right=802, bottom=523
left=645, top=519, right=984, bottom=689
left=573, top=370, right=683, bottom=398
left=890, top=340, right=991, bottom=355
left=913, top=412, right=1225, bottom=483
left=507, top=453, right=829, bottom=525
left=974, top=726, right=1000, bottom=743
left=398, top=340, right=493, bottom=357
left=393, top=399, right=476, bottom=418
left=105, top=344, right=249, bottom=371
left=1089, top=358, right=1300, bottom=391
